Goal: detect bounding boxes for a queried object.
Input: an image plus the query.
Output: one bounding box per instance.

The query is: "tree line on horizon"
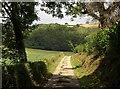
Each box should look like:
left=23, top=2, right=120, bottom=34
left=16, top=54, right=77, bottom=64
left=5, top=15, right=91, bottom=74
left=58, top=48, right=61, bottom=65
left=25, top=24, right=98, bottom=51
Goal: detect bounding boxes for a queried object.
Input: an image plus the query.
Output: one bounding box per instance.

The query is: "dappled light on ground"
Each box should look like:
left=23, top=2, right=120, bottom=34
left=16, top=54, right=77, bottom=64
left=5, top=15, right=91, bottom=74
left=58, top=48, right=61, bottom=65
left=44, top=74, right=80, bottom=89
left=44, top=56, right=80, bottom=89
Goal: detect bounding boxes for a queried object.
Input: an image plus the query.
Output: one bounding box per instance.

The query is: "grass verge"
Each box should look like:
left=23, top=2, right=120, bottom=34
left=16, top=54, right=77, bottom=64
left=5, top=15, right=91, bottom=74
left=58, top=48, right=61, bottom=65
left=71, top=53, right=103, bottom=88
left=45, top=52, right=65, bottom=74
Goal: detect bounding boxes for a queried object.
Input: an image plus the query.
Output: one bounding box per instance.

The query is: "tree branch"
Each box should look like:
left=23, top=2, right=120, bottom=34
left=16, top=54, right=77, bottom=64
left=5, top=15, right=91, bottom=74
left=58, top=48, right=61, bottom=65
left=2, top=3, right=11, bottom=18
left=87, top=12, right=99, bottom=20
left=4, top=2, right=12, bottom=12
left=106, top=2, right=120, bottom=14
left=85, top=3, right=100, bottom=20
left=0, top=16, right=9, bottom=18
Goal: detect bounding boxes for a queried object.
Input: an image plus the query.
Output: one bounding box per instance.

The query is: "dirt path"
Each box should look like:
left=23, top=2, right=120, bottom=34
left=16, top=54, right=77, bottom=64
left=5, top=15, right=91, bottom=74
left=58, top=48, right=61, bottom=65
left=44, top=56, right=80, bottom=89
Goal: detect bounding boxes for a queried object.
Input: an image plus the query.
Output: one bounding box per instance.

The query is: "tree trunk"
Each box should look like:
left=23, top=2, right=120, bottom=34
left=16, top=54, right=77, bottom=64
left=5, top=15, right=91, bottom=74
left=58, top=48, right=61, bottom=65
left=99, top=19, right=106, bottom=29
left=11, top=3, right=27, bottom=62
left=13, top=23, right=27, bottom=62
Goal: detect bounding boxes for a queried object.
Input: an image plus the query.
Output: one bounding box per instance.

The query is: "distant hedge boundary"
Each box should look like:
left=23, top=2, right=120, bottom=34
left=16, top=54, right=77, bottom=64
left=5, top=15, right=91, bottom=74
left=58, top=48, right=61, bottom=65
left=2, top=61, right=47, bottom=89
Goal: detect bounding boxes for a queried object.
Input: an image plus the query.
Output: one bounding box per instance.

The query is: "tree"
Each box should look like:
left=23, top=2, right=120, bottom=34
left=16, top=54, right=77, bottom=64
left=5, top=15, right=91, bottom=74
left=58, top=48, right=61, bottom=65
left=2, top=2, right=38, bottom=62
left=82, top=2, right=120, bottom=28
left=65, top=22, right=68, bottom=25
left=40, top=2, right=120, bottom=29
left=86, top=21, right=89, bottom=24
left=76, top=24, right=79, bottom=27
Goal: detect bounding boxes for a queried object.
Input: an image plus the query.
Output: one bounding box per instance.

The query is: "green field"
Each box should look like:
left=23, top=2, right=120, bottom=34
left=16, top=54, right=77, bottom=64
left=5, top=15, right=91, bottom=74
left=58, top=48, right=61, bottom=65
left=26, top=48, right=73, bottom=62
left=26, top=48, right=73, bottom=74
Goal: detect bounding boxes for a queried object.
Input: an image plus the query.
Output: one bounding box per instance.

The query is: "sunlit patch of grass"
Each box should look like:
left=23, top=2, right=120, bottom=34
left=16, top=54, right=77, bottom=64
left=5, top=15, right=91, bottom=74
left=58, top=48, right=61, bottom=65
left=26, top=48, right=61, bottom=62
left=26, top=48, right=73, bottom=62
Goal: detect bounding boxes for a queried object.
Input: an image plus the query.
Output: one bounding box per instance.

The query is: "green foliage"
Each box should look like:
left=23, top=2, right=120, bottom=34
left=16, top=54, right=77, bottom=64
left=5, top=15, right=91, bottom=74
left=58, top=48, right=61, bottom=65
left=40, top=2, right=85, bottom=18
left=74, top=44, right=84, bottom=53
left=25, top=24, right=98, bottom=51
left=2, top=2, right=38, bottom=62
left=2, top=61, right=47, bottom=89
left=2, top=23, right=17, bottom=61
left=73, top=22, right=120, bottom=88
left=96, top=22, right=120, bottom=88
left=86, top=29, right=110, bottom=54
left=109, top=22, right=120, bottom=54
left=75, top=29, right=110, bottom=56
left=2, top=2, right=38, bottom=29
left=29, top=62, right=47, bottom=85
left=78, top=75, right=103, bottom=89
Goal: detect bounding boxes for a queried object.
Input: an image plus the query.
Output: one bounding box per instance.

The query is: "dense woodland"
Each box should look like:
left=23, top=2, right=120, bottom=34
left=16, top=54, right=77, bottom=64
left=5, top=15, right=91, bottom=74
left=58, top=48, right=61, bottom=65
left=1, top=1, right=120, bottom=89
left=25, top=24, right=98, bottom=51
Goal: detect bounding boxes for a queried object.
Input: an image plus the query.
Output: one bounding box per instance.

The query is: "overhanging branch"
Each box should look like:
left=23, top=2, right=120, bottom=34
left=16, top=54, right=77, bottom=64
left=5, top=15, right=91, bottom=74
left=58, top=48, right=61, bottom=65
left=2, top=3, right=11, bottom=18
left=106, top=2, right=120, bottom=14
